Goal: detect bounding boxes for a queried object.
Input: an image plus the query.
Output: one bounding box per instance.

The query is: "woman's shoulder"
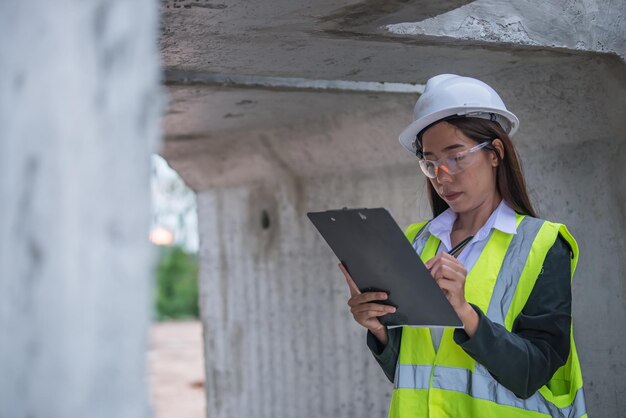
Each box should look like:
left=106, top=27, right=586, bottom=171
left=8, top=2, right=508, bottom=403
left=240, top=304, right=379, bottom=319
left=515, top=213, right=573, bottom=232
left=516, top=213, right=575, bottom=256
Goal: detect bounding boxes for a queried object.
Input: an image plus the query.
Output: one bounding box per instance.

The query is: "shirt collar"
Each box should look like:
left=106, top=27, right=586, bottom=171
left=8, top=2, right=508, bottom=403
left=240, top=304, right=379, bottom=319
left=427, top=199, right=517, bottom=250
left=492, top=200, right=517, bottom=235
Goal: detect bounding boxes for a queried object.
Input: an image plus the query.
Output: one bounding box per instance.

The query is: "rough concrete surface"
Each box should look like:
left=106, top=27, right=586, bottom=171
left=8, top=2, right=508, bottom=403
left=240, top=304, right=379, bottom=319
left=386, top=0, right=626, bottom=60
left=196, top=168, right=433, bottom=418
left=0, top=1, right=162, bottom=417
left=526, top=139, right=626, bottom=415
left=160, top=0, right=624, bottom=85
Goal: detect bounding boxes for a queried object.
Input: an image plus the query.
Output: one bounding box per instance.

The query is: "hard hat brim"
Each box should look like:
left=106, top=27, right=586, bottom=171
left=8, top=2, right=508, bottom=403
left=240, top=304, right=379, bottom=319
left=398, top=107, right=519, bottom=156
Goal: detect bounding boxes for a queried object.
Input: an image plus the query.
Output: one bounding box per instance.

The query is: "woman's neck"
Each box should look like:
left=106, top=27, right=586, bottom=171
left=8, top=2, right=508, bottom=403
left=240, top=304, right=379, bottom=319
left=453, top=193, right=503, bottom=235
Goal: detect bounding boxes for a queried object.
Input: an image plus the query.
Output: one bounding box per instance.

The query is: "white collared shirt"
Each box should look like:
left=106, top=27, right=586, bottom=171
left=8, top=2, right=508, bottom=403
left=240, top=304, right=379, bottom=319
left=425, top=199, right=518, bottom=351
left=427, top=199, right=517, bottom=267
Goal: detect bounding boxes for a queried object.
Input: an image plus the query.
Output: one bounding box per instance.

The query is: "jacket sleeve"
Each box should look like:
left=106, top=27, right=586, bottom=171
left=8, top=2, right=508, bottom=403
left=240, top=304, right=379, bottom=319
left=366, top=327, right=402, bottom=383
left=453, top=235, right=573, bottom=399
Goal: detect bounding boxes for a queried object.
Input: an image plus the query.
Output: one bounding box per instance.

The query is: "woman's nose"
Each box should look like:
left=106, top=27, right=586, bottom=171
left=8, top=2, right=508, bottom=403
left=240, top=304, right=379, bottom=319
left=434, top=165, right=453, bottom=183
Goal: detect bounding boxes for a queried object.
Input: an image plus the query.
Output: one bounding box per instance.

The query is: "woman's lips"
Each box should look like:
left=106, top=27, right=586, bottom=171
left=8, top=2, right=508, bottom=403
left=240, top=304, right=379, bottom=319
left=443, top=192, right=462, bottom=201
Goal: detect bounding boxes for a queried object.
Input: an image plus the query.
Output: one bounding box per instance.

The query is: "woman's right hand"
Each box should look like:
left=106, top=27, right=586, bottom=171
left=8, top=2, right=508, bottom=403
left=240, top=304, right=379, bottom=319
left=338, top=262, right=396, bottom=346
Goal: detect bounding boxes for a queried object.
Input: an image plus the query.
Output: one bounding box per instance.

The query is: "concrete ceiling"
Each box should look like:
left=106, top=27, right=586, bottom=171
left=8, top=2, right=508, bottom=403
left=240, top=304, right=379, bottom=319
left=162, top=85, right=419, bottom=190
left=159, top=0, right=626, bottom=191
left=160, top=0, right=545, bottom=83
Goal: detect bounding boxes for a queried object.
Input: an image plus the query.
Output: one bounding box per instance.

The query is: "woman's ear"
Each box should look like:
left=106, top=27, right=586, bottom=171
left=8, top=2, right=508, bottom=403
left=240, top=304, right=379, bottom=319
left=491, top=138, right=505, bottom=166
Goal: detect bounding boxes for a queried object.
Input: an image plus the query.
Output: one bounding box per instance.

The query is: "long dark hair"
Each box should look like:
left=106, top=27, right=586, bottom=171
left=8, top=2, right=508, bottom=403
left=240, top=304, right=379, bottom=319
left=417, top=117, right=537, bottom=218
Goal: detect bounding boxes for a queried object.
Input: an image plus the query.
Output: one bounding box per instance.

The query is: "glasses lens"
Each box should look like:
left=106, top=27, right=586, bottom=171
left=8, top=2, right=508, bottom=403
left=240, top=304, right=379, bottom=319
left=447, top=146, right=484, bottom=174
left=419, top=141, right=490, bottom=178
left=419, top=160, right=437, bottom=178
left=445, top=155, right=465, bottom=174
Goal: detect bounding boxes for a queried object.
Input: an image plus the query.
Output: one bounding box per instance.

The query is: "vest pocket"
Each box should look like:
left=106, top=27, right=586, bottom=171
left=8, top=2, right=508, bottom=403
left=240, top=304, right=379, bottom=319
left=545, top=377, right=570, bottom=397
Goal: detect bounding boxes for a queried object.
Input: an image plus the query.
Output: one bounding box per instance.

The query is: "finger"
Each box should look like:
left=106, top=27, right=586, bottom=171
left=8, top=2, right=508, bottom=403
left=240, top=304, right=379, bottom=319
left=440, top=261, right=466, bottom=277
left=352, top=302, right=391, bottom=313
left=439, top=253, right=467, bottom=272
left=432, top=264, right=465, bottom=283
left=427, top=252, right=467, bottom=272
left=426, top=252, right=453, bottom=271
left=347, top=292, right=389, bottom=307
left=427, top=252, right=460, bottom=269
left=431, top=259, right=465, bottom=279
left=352, top=303, right=396, bottom=315
left=431, top=263, right=444, bottom=279
left=424, top=254, right=442, bottom=270
left=436, top=275, right=462, bottom=290
left=339, top=262, right=361, bottom=296
left=429, top=261, right=444, bottom=280
left=355, top=310, right=394, bottom=322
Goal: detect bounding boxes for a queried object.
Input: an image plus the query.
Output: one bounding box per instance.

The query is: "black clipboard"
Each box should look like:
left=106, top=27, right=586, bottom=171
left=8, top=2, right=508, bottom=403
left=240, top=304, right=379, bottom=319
left=307, top=207, right=462, bottom=328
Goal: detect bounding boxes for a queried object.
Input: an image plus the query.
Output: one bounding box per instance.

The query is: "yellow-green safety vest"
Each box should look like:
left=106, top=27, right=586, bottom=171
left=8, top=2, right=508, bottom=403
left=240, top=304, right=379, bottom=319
left=388, top=213, right=586, bottom=418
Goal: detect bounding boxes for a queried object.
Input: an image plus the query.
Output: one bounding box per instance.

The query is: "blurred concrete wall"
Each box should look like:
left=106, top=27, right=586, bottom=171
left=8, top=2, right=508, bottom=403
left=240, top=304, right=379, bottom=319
left=0, top=1, right=162, bottom=417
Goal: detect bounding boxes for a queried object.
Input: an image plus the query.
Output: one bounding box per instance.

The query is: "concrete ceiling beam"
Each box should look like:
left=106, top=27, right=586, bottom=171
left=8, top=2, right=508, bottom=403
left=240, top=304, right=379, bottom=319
left=385, top=0, right=626, bottom=61
left=165, top=70, right=425, bottom=93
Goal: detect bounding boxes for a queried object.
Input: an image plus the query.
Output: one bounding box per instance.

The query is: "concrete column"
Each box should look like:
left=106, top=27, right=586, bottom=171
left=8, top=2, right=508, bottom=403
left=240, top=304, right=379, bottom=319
left=197, top=167, right=431, bottom=418
left=0, top=1, right=161, bottom=417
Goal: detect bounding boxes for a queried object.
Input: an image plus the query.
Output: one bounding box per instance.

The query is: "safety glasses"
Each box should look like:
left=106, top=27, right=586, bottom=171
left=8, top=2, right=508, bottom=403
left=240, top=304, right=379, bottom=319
left=418, top=141, right=492, bottom=179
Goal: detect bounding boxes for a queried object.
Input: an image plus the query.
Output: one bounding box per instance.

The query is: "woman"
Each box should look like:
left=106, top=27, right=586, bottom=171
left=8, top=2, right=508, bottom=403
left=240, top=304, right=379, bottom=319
left=339, top=74, right=586, bottom=418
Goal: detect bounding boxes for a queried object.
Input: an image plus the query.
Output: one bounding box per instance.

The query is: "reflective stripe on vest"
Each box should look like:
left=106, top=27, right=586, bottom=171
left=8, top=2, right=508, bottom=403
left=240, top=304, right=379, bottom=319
left=394, top=364, right=586, bottom=417
left=394, top=364, right=432, bottom=390
left=391, top=215, right=586, bottom=418
left=485, top=216, right=543, bottom=324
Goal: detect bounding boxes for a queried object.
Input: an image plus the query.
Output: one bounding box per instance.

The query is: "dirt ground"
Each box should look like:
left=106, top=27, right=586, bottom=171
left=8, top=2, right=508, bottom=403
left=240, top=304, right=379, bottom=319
left=148, top=320, right=207, bottom=418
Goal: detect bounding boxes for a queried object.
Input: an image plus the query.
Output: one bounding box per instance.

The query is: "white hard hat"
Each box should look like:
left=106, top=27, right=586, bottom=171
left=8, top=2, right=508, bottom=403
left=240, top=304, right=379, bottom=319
left=399, top=74, right=519, bottom=155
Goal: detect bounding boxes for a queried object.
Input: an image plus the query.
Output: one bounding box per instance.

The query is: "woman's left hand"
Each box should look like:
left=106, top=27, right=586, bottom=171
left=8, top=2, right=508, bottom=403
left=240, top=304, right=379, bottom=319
left=425, top=253, right=479, bottom=336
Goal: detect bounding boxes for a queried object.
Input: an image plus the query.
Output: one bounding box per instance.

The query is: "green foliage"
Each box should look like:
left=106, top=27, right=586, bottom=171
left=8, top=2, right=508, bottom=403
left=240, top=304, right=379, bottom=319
left=154, top=245, right=199, bottom=321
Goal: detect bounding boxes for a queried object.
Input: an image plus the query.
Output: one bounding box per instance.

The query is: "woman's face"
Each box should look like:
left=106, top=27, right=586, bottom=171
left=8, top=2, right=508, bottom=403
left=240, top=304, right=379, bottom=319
left=421, top=121, right=499, bottom=214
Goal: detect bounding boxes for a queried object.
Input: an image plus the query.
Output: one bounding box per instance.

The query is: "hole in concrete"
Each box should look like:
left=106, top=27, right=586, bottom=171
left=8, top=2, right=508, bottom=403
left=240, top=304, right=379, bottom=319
left=261, top=209, right=271, bottom=229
